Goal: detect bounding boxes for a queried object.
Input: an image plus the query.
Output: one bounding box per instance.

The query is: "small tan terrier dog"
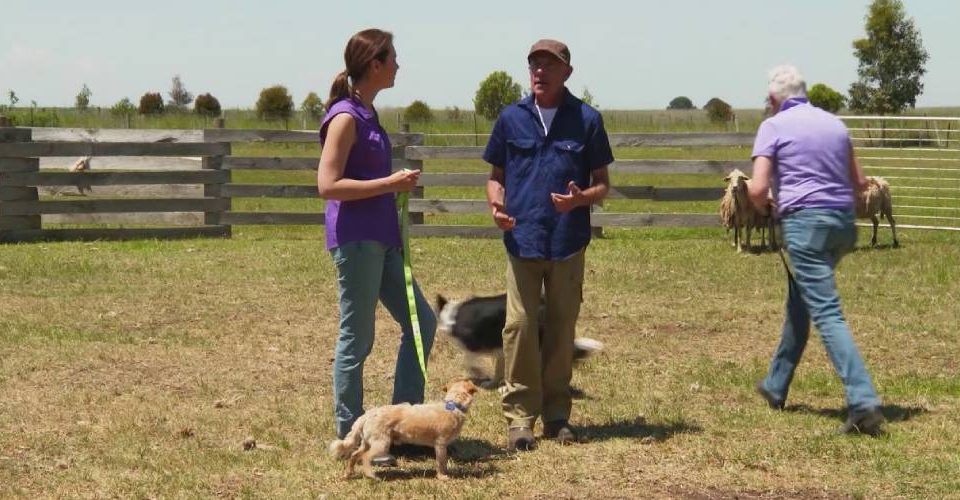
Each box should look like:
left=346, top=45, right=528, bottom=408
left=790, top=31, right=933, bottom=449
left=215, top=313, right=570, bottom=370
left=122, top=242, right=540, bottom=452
left=328, top=379, right=479, bottom=480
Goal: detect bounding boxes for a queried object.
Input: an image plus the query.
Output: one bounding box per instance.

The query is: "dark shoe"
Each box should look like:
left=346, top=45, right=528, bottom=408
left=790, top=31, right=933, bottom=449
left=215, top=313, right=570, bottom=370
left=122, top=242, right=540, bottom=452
left=507, top=426, right=535, bottom=451
left=370, top=454, right=397, bottom=467
left=837, top=407, right=885, bottom=436
left=543, top=420, right=578, bottom=444
left=390, top=443, right=435, bottom=458
left=755, top=381, right=785, bottom=410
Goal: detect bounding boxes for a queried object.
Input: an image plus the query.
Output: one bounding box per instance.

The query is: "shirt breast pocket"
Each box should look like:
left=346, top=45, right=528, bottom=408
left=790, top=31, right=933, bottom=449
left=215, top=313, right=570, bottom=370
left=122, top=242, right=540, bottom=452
left=552, top=140, right=585, bottom=174
left=506, top=138, right=537, bottom=177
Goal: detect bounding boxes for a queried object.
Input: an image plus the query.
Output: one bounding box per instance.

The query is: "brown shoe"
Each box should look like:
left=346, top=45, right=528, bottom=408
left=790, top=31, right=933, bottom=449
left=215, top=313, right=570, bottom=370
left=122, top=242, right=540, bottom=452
left=507, top=426, right=535, bottom=451
left=543, top=420, right=578, bottom=444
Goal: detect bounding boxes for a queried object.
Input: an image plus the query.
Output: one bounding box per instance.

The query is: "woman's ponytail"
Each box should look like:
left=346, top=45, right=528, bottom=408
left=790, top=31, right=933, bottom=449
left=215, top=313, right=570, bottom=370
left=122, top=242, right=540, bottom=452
left=326, top=70, right=351, bottom=110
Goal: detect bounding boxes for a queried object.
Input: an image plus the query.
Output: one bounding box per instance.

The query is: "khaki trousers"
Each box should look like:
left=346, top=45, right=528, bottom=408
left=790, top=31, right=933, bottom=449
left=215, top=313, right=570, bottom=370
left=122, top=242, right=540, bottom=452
left=501, top=249, right=585, bottom=428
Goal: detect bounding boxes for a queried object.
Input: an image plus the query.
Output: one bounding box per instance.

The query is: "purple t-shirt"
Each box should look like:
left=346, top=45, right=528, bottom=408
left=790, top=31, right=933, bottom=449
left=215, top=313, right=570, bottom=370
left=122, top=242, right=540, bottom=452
left=319, top=98, right=401, bottom=250
left=752, top=97, right=854, bottom=217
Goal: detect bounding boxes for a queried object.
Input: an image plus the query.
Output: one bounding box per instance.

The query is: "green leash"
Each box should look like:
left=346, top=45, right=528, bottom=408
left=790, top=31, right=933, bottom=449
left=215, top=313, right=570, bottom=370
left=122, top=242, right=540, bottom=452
left=396, top=191, right=428, bottom=383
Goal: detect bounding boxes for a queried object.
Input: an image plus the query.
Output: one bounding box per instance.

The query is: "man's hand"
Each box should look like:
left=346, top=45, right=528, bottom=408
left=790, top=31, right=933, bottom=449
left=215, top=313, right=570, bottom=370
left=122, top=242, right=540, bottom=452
left=490, top=200, right=516, bottom=231
left=551, top=181, right=588, bottom=213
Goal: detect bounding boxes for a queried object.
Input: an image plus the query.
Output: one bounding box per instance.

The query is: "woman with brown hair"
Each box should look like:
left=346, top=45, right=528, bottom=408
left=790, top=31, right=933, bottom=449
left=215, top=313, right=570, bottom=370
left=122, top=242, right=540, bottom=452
left=317, top=29, right=436, bottom=457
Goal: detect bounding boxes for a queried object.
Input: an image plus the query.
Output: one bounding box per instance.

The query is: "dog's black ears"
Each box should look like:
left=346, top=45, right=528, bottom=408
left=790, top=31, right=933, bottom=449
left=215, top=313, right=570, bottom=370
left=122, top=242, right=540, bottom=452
left=436, top=294, right=448, bottom=312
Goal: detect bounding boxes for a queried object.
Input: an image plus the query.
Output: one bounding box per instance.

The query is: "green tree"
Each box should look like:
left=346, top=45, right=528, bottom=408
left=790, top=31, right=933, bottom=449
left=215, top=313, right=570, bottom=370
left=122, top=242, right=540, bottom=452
left=807, top=83, right=846, bottom=113
left=194, top=93, right=222, bottom=117
left=404, top=100, right=433, bottom=123
left=581, top=87, right=596, bottom=107
left=75, top=84, right=92, bottom=111
left=704, top=97, right=733, bottom=123
left=300, top=92, right=325, bottom=122
left=167, top=75, right=193, bottom=111
left=473, top=71, right=521, bottom=121
left=8, top=90, right=19, bottom=108
left=110, top=97, right=136, bottom=116
left=256, top=85, right=294, bottom=123
left=138, top=92, right=164, bottom=115
left=110, top=98, right=137, bottom=127
left=667, top=96, right=695, bottom=110
left=848, top=0, right=928, bottom=114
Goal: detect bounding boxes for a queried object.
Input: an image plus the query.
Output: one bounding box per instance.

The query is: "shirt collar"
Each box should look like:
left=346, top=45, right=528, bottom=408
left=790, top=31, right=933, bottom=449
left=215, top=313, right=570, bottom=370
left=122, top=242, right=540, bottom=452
left=778, top=96, right=809, bottom=113
left=519, top=87, right=575, bottom=111
left=336, top=96, right=374, bottom=120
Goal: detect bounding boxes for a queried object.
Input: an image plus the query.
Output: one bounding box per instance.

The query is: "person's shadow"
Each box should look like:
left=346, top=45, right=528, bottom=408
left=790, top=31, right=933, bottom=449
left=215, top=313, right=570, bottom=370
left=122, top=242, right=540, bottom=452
left=785, top=403, right=927, bottom=423
left=578, top=416, right=703, bottom=443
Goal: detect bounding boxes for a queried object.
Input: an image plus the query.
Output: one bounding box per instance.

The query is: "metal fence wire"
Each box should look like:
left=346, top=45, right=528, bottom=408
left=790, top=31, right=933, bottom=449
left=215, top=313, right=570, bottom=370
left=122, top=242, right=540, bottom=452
left=842, top=116, right=960, bottom=231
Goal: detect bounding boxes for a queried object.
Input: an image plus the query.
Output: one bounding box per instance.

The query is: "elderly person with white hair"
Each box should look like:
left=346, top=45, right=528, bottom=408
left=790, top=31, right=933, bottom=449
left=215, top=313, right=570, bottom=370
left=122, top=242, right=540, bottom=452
left=748, top=65, right=885, bottom=435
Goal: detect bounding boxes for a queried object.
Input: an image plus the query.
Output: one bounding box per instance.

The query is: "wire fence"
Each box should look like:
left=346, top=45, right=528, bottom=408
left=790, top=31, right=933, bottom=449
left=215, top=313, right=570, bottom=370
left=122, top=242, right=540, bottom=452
left=842, top=116, right=960, bottom=231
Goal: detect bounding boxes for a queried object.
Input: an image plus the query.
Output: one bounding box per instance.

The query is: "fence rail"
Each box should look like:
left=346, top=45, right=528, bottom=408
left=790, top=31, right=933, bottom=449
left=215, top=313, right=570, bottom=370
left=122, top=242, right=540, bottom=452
left=841, top=115, right=960, bottom=231
left=1, top=121, right=957, bottom=243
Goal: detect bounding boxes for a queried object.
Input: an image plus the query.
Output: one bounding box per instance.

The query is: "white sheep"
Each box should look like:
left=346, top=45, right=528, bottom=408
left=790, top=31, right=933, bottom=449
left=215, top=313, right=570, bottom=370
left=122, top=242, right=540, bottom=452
left=721, top=169, right=774, bottom=252
left=857, top=176, right=898, bottom=247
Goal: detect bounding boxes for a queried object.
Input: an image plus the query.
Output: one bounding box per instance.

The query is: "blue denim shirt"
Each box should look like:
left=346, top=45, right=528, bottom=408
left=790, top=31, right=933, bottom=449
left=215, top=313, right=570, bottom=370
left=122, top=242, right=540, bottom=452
left=483, top=90, right=614, bottom=260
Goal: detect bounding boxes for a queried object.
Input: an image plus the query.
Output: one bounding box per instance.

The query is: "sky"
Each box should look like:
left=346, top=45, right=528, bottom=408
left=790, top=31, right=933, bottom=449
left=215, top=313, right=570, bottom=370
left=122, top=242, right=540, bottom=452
left=1, top=0, right=957, bottom=111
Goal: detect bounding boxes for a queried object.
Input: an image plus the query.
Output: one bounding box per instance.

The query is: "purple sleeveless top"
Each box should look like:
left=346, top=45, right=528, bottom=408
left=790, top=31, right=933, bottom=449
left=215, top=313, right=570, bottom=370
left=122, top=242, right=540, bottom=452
left=320, top=97, right=401, bottom=250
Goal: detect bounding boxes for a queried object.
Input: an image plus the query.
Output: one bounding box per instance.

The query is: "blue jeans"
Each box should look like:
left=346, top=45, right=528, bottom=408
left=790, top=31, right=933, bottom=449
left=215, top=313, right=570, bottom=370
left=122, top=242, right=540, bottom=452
left=761, top=209, right=881, bottom=412
left=331, top=240, right=436, bottom=438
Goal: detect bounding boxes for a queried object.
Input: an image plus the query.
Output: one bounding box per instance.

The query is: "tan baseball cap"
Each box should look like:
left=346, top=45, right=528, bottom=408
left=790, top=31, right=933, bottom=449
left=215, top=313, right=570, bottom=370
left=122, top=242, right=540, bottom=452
left=528, top=39, right=570, bottom=65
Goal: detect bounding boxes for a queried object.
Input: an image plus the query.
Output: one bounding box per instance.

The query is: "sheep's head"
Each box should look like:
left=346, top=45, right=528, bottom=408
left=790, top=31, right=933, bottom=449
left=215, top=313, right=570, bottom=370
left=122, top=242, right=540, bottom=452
left=724, top=169, right=750, bottom=198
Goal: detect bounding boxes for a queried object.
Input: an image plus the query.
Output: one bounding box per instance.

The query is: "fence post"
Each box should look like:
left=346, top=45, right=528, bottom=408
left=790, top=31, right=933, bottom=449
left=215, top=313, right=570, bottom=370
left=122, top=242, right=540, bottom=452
left=591, top=201, right=604, bottom=238
left=201, top=148, right=231, bottom=238
left=0, top=127, right=40, bottom=243
left=403, top=133, right=425, bottom=225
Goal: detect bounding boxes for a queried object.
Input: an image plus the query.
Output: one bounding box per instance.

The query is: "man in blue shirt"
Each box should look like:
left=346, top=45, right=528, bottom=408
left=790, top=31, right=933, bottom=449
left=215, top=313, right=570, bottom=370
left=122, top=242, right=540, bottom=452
left=483, top=38, right=614, bottom=451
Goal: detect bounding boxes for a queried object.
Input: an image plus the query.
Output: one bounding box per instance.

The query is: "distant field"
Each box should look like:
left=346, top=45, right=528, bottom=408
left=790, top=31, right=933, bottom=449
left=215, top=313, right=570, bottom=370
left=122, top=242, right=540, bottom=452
left=3, top=105, right=959, bottom=136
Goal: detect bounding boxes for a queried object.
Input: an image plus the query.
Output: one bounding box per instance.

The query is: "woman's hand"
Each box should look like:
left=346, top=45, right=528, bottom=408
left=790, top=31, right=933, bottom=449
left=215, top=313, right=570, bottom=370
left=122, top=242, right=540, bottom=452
left=386, top=168, right=421, bottom=192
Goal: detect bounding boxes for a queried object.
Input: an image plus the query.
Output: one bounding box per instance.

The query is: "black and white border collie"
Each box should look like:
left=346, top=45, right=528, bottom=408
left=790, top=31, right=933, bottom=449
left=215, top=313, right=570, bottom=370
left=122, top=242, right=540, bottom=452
left=436, top=293, right=603, bottom=389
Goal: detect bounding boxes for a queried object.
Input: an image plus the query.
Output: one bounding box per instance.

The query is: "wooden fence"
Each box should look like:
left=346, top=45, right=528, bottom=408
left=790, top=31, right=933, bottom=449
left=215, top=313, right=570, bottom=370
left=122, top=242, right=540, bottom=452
left=0, top=127, right=755, bottom=243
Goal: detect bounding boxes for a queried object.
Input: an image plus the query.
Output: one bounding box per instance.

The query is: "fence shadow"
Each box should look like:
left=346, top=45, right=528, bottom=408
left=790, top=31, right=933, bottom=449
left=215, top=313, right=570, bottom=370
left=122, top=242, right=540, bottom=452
left=785, top=403, right=927, bottom=423
left=579, top=416, right=703, bottom=443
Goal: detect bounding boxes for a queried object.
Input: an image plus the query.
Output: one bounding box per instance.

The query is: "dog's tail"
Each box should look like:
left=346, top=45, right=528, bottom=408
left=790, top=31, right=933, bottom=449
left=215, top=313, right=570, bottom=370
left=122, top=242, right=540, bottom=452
left=328, top=414, right=365, bottom=460
left=573, top=337, right=604, bottom=361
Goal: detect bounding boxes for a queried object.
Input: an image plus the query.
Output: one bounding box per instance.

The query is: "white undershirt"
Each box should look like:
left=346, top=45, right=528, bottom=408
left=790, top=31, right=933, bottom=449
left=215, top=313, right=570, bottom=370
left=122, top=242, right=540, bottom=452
left=535, top=104, right=557, bottom=135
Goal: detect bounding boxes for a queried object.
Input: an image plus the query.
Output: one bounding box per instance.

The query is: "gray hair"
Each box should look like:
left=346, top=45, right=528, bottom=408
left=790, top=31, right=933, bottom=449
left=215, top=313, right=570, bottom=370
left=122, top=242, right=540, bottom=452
left=767, top=65, right=807, bottom=103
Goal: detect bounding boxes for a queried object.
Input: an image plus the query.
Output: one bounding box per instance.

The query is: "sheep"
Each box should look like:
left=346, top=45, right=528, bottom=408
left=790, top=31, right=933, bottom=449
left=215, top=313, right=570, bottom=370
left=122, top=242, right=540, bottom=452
left=721, top=169, right=758, bottom=252
left=69, top=156, right=92, bottom=195
left=857, top=176, right=898, bottom=247
left=754, top=192, right=778, bottom=251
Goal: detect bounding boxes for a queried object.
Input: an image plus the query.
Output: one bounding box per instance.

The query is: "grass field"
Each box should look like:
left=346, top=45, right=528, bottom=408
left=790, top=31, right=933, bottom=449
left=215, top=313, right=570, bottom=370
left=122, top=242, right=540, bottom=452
left=1, top=226, right=958, bottom=498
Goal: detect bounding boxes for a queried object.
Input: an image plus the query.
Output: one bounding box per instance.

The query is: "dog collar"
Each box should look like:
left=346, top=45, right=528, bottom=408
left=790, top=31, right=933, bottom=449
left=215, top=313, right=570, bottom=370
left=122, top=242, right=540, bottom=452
left=444, top=400, right=468, bottom=413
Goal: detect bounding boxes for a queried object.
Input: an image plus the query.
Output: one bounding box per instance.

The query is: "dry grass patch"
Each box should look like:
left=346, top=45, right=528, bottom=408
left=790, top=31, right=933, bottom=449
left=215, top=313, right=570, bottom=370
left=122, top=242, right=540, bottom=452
left=1, top=229, right=958, bottom=498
